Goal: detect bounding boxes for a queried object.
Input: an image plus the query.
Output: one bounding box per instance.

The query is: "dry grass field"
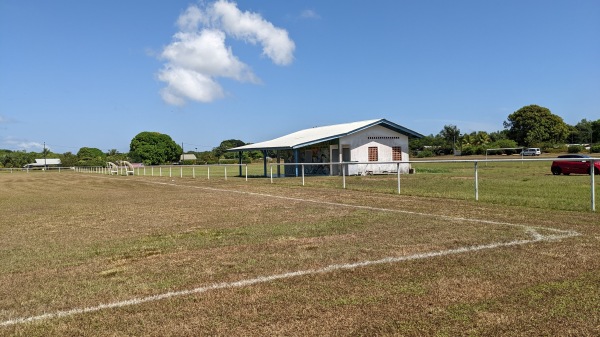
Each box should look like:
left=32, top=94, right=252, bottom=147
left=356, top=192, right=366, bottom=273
left=1, top=171, right=599, bottom=336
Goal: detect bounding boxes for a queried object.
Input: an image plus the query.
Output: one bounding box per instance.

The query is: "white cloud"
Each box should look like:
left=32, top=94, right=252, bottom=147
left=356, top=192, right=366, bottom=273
left=158, top=0, right=295, bottom=105
left=161, top=30, right=258, bottom=82
left=176, top=5, right=205, bottom=32
left=1, top=137, right=44, bottom=151
left=300, top=9, right=320, bottom=20
left=210, top=0, right=295, bottom=65
left=159, top=65, right=224, bottom=105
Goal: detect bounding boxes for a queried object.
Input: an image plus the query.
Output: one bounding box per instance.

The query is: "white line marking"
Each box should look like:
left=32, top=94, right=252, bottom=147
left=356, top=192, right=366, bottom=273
left=147, top=180, right=579, bottom=236
left=1, top=178, right=581, bottom=327
left=1, top=233, right=577, bottom=327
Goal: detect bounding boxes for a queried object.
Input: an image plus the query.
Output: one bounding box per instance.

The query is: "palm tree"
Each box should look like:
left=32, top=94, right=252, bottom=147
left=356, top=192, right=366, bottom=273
left=473, top=132, right=491, bottom=146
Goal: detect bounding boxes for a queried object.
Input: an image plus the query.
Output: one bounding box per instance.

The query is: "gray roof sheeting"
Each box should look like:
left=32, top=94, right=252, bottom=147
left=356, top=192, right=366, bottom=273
left=230, top=119, right=423, bottom=151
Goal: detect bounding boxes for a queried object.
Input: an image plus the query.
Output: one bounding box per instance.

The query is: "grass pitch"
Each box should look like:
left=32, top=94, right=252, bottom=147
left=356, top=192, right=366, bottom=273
left=1, top=172, right=599, bottom=336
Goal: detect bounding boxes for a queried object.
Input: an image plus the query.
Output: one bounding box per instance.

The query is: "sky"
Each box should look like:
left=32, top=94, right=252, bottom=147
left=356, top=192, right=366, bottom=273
left=1, top=0, right=599, bottom=154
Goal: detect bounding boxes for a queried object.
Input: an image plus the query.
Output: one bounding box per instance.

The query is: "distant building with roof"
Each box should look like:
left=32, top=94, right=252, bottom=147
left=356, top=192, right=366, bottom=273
left=23, top=159, right=62, bottom=169
left=180, top=154, right=197, bottom=162
left=230, top=118, right=423, bottom=177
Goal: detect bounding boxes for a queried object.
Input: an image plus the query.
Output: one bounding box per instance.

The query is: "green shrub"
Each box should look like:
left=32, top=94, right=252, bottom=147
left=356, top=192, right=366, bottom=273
left=218, top=158, right=252, bottom=165
left=474, top=146, right=485, bottom=155
left=543, top=147, right=564, bottom=154
left=568, top=145, right=582, bottom=153
left=461, top=146, right=474, bottom=156
left=416, top=150, right=435, bottom=158
left=591, top=145, right=600, bottom=153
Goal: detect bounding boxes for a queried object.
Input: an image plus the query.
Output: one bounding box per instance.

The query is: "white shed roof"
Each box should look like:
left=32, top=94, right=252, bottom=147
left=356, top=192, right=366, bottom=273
left=180, top=154, right=197, bottom=161
left=230, top=118, right=423, bottom=151
left=24, top=159, right=62, bottom=167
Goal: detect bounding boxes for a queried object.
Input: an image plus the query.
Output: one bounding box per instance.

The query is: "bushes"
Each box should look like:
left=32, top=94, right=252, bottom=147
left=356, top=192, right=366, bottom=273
left=460, top=146, right=481, bottom=156
left=416, top=150, right=435, bottom=158
left=542, top=147, right=564, bottom=154
left=568, top=145, right=583, bottom=153
left=591, top=145, right=600, bottom=153
left=218, top=158, right=252, bottom=164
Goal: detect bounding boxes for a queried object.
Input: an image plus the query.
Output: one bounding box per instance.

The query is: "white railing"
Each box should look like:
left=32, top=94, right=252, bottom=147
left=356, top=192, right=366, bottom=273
left=70, top=164, right=250, bottom=181
left=34, top=157, right=597, bottom=212
left=0, top=166, right=73, bottom=173
left=269, top=158, right=597, bottom=212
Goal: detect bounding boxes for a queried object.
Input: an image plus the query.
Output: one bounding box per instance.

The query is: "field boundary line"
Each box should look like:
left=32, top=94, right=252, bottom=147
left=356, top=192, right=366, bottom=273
left=149, top=180, right=579, bottom=236
left=0, top=232, right=576, bottom=327
left=1, top=178, right=580, bottom=327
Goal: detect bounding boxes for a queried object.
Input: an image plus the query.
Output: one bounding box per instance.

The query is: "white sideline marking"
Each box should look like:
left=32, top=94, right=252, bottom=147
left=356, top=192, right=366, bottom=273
left=0, top=232, right=576, bottom=327
left=149, top=180, right=579, bottom=236
left=1, top=178, right=580, bottom=327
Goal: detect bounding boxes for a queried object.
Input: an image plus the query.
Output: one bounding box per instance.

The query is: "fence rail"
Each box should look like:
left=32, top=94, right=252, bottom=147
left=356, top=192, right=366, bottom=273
left=268, top=158, right=597, bottom=212
left=4, top=158, right=596, bottom=211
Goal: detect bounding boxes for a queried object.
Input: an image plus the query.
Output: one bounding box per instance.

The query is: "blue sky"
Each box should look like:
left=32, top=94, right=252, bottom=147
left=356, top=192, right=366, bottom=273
left=1, top=0, right=599, bottom=154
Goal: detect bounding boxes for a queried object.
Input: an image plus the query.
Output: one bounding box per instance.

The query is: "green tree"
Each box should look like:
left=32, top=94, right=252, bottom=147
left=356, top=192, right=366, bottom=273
left=592, top=119, right=600, bottom=146
left=129, top=132, right=181, bottom=165
left=76, top=147, right=106, bottom=166
left=409, top=134, right=448, bottom=156
left=213, top=139, right=246, bottom=159
left=570, top=119, right=599, bottom=145
left=473, top=131, right=491, bottom=146
left=439, top=125, right=461, bottom=151
left=106, top=149, right=128, bottom=164
left=196, top=150, right=218, bottom=164
left=59, top=152, right=78, bottom=167
left=0, top=150, right=35, bottom=168
left=503, top=105, right=569, bottom=146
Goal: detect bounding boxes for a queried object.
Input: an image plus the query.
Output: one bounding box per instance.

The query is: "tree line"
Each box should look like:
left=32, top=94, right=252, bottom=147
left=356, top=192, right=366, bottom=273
left=1, top=105, right=599, bottom=168
left=410, top=105, right=600, bottom=157
left=0, top=132, right=259, bottom=168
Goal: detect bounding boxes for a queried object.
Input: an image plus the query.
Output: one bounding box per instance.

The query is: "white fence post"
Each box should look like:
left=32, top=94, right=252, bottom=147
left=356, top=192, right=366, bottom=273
left=270, top=165, right=273, bottom=184
left=245, top=164, right=248, bottom=181
left=301, top=164, right=305, bottom=186
left=208, top=166, right=210, bottom=180
left=397, top=162, right=400, bottom=194
left=225, top=166, right=227, bottom=180
left=343, top=163, right=346, bottom=189
left=474, top=161, right=479, bottom=201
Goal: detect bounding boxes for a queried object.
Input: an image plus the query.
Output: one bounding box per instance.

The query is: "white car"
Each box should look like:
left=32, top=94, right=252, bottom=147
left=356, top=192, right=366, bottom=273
left=522, top=148, right=541, bottom=156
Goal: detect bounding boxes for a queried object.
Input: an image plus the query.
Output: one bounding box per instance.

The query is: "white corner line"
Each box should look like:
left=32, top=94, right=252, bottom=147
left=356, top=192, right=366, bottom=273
left=2, top=178, right=580, bottom=327
left=1, top=235, right=573, bottom=328
left=148, top=180, right=580, bottom=236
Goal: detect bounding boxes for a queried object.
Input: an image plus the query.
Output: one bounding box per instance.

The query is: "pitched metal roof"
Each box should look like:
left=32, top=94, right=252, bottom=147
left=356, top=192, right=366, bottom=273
left=33, top=159, right=61, bottom=165
left=180, top=154, right=197, bottom=161
left=230, top=118, right=423, bottom=151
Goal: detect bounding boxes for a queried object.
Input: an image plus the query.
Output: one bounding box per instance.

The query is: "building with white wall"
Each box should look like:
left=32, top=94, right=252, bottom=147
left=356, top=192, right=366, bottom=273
left=230, top=119, right=423, bottom=176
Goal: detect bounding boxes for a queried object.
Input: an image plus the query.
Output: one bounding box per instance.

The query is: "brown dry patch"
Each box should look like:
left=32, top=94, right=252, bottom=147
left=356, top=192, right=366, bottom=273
left=1, top=173, right=599, bottom=336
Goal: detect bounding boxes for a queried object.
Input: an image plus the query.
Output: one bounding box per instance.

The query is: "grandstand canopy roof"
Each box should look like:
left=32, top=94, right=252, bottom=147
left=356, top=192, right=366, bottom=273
left=230, top=118, right=423, bottom=152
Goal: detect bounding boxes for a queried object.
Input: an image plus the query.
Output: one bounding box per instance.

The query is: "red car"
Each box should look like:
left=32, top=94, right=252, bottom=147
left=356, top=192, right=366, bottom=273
left=551, top=154, right=600, bottom=175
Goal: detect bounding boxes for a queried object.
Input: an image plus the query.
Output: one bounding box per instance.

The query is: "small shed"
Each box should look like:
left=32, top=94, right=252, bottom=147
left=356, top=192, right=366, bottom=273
left=23, top=159, right=62, bottom=168
left=180, top=154, right=197, bottom=162
left=230, top=118, right=423, bottom=177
